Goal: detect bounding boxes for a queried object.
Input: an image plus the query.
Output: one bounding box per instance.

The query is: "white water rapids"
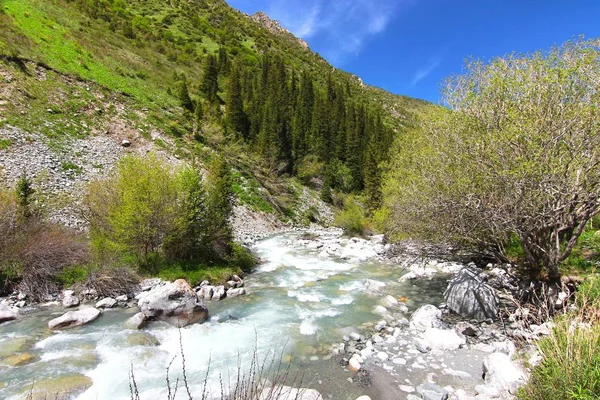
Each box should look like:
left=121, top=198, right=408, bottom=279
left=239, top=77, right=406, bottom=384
left=0, top=230, right=449, bottom=399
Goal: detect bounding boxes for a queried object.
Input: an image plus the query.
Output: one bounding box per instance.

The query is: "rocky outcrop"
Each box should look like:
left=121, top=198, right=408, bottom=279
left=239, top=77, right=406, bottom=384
left=48, top=308, right=101, bottom=330
left=138, top=279, right=208, bottom=327
left=95, top=297, right=117, bottom=309
left=444, top=267, right=499, bottom=321
left=249, top=12, right=310, bottom=50
left=0, top=304, right=18, bottom=323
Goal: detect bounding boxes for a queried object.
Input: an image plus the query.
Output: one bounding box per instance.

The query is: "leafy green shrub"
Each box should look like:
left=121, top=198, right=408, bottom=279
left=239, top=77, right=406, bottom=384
left=57, top=265, right=89, bottom=287
left=576, top=274, right=600, bottom=319
left=297, top=155, right=323, bottom=185
left=335, top=195, right=369, bottom=236
left=518, top=318, right=600, bottom=400
left=229, top=242, right=256, bottom=272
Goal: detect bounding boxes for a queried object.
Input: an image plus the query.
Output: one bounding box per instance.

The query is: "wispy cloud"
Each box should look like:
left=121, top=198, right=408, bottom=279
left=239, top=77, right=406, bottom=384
left=262, top=0, right=404, bottom=63
left=411, top=57, right=442, bottom=86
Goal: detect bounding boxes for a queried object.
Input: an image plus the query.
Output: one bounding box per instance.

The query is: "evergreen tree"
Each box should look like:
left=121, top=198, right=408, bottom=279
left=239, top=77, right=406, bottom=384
left=225, top=65, right=249, bottom=139
left=363, top=139, right=383, bottom=212
left=16, top=172, right=35, bottom=220
left=206, top=155, right=233, bottom=257
left=218, top=46, right=230, bottom=75
left=201, top=54, right=219, bottom=104
left=178, top=79, right=194, bottom=112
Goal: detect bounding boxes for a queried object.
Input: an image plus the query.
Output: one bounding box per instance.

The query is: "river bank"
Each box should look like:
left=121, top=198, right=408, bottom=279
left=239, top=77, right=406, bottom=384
left=0, top=227, right=537, bottom=400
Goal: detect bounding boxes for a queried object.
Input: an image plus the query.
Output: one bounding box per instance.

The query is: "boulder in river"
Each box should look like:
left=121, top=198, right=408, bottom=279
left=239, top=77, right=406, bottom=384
left=138, top=279, right=208, bottom=327
left=124, top=312, right=148, bottom=330
left=48, top=308, right=101, bottom=330
left=19, top=373, right=93, bottom=400
left=410, top=304, right=442, bottom=332
left=95, top=297, right=117, bottom=309
left=423, top=327, right=466, bottom=352
left=444, top=267, right=499, bottom=321
left=0, top=304, right=18, bottom=324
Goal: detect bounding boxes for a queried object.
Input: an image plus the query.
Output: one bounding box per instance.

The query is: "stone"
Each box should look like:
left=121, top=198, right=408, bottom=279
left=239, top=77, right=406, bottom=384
left=115, top=294, right=128, bottom=302
left=444, top=267, right=499, bottom=321
left=399, top=385, right=415, bottom=393
left=259, top=385, right=322, bottom=400
left=356, top=397, right=372, bottom=400
left=62, top=290, right=80, bottom=308
left=423, top=328, right=466, bottom=352
left=482, top=352, right=526, bottom=394
left=198, top=285, right=214, bottom=301
left=227, top=287, right=247, bottom=298
left=124, top=331, right=160, bottom=347
left=348, top=356, right=362, bottom=372
left=373, top=305, right=388, bottom=315
left=212, top=285, right=226, bottom=301
left=365, top=279, right=386, bottom=292
left=375, top=320, right=387, bottom=331
left=18, top=374, right=93, bottom=400
left=48, top=308, right=101, bottom=330
left=417, top=382, right=449, bottom=400
left=0, top=337, right=30, bottom=358
left=380, top=295, right=398, bottom=308
left=376, top=351, right=389, bottom=361
left=121, top=139, right=131, bottom=147
left=415, top=338, right=431, bottom=353
left=95, top=297, right=117, bottom=309
left=0, top=304, right=18, bottom=323
left=410, top=305, right=442, bottom=332
left=138, top=279, right=208, bottom=327
left=442, top=368, right=472, bottom=378
left=350, top=332, right=361, bottom=341
left=2, top=352, right=38, bottom=366
left=124, top=312, right=148, bottom=330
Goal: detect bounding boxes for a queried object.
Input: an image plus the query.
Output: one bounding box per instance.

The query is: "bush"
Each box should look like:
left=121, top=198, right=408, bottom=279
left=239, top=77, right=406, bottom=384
left=0, top=189, right=89, bottom=300
left=229, top=242, right=256, bottom=272
left=517, top=318, right=600, bottom=400
left=334, top=196, right=369, bottom=236
left=296, top=155, right=323, bottom=186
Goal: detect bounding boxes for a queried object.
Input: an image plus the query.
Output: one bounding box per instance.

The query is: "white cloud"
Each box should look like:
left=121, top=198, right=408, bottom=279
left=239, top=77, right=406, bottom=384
left=412, top=57, right=442, bottom=86
left=264, top=0, right=402, bottom=63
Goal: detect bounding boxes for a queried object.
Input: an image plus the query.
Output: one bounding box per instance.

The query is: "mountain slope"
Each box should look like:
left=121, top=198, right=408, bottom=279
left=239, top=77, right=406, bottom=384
left=0, top=0, right=434, bottom=220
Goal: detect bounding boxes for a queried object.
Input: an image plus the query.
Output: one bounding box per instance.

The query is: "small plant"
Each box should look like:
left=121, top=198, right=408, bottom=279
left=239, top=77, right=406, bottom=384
left=60, top=161, right=83, bottom=174
left=0, top=138, right=12, bottom=150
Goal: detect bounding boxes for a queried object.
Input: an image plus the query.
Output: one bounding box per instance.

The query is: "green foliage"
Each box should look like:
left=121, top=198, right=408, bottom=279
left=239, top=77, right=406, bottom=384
left=382, top=38, right=600, bottom=280
left=229, top=242, right=256, bottom=272
left=157, top=263, right=242, bottom=287
left=15, top=171, right=35, bottom=219
left=232, top=171, right=274, bottom=213
left=56, top=264, right=89, bottom=287
left=177, top=79, right=194, bottom=112
left=576, top=274, right=600, bottom=313
left=0, top=138, right=12, bottom=150
left=335, top=195, right=369, bottom=236
left=87, top=153, right=240, bottom=272
left=296, top=155, right=323, bottom=185
left=517, top=317, right=600, bottom=400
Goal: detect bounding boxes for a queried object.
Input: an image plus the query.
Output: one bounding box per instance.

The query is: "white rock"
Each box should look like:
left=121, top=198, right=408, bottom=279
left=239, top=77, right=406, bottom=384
left=0, top=304, right=18, bottom=323
left=348, top=357, right=361, bottom=372
left=380, top=295, right=398, bottom=308
left=410, top=305, right=442, bottom=332
left=423, top=328, right=466, bottom=352
left=376, top=352, right=389, bottom=361
left=124, top=312, right=148, bottom=330
left=482, top=352, right=526, bottom=394
left=48, top=308, right=101, bottom=330
left=115, top=294, right=128, bottom=302
left=95, top=297, right=117, bottom=309
left=259, top=385, right=322, bottom=400
left=373, top=305, right=388, bottom=315
left=399, top=385, right=415, bottom=393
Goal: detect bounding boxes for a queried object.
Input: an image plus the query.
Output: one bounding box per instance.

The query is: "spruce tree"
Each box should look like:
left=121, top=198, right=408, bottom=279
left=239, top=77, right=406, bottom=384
left=201, top=54, right=219, bottom=104
left=206, top=155, right=233, bottom=257
left=225, top=65, right=249, bottom=140
left=178, top=79, right=194, bottom=112
left=218, top=46, right=230, bottom=75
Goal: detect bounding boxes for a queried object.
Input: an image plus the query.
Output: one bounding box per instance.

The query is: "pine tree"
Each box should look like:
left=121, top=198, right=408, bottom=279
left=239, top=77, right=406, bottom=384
left=16, top=172, right=35, bottom=220
left=225, top=65, right=249, bottom=139
left=201, top=54, right=219, bottom=104
left=363, top=139, right=383, bottom=212
left=206, top=155, right=233, bottom=257
left=218, top=46, right=230, bottom=75
left=178, top=79, right=194, bottom=112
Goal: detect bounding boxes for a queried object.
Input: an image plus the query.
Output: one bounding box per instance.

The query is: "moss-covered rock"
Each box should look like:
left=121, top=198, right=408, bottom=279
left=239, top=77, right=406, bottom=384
left=18, top=374, right=93, bottom=400
left=2, top=352, right=38, bottom=367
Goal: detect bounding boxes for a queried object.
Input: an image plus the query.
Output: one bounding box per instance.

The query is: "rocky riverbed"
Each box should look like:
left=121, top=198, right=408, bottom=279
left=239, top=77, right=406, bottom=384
left=0, top=228, right=544, bottom=400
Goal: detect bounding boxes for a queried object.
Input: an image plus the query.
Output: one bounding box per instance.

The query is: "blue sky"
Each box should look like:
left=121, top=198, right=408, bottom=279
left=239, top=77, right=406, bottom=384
left=227, top=0, right=600, bottom=103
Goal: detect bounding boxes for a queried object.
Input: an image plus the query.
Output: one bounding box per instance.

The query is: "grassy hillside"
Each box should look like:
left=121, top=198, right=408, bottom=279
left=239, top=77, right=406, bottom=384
left=0, top=0, right=435, bottom=220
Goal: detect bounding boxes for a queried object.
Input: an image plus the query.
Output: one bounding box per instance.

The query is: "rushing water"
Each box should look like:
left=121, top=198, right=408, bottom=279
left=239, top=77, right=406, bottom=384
left=0, top=230, right=449, bottom=399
